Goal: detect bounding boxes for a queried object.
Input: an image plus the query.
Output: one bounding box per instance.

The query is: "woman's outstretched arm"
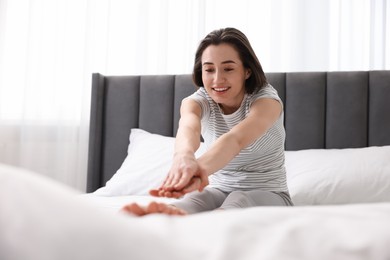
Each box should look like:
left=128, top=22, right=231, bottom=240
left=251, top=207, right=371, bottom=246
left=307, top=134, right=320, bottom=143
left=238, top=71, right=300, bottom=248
left=197, top=98, right=282, bottom=176
left=150, top=98, right=208, bottom=198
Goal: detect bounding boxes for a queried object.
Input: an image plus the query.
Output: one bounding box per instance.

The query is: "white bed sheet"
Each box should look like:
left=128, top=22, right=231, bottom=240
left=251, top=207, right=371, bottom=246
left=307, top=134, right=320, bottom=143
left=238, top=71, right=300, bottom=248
left=81, top=193, right=178, bottom=213
left=1, top=163, right=390, bottom=260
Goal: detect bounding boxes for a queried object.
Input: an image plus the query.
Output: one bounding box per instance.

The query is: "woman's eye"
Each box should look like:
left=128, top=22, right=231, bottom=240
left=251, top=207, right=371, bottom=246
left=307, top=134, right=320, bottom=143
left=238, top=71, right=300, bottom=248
left=205, top=68, right=214, bottom=72
left=224, top=68, right=234, bottom=72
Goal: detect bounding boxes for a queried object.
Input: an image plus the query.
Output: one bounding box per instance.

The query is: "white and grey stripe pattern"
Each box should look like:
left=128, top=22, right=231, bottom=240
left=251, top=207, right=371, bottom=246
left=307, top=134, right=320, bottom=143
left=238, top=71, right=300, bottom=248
left=186, top=84, right=288, bottom=193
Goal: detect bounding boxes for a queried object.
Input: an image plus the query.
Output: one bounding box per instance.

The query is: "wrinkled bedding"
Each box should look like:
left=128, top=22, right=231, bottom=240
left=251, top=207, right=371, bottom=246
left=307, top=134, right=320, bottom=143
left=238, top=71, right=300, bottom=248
left=1, top=164, right=390, bottom=260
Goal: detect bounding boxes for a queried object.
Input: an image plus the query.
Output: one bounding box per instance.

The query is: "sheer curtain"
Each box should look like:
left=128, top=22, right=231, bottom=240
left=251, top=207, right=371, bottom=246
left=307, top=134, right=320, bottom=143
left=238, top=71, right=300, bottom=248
left=0, top=0, right=388, bottom=191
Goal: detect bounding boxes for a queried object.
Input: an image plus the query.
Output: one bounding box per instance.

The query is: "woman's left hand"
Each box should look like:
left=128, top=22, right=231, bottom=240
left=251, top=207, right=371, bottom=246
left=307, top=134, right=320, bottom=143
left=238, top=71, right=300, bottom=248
left=149, top=157, right=209, bottom=199
left=149, top=176, right=204, bottom=198
left=149, top=177, right=201, bottom=198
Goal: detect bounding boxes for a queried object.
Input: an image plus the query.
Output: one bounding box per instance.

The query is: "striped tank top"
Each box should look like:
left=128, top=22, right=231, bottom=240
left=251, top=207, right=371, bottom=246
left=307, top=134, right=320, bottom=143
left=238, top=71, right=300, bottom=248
left=186, top=84, right=289, bottom=193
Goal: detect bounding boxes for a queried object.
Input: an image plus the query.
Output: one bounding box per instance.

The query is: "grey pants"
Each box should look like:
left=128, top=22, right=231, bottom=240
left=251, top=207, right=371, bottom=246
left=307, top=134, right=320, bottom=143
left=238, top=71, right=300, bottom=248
left=171, top=187, right=294, bottom=214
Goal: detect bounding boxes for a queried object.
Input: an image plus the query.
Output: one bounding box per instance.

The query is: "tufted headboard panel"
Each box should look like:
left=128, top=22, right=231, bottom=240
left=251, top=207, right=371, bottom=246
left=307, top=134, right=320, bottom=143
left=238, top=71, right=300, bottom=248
left=87, top=71, right=390, bottom=192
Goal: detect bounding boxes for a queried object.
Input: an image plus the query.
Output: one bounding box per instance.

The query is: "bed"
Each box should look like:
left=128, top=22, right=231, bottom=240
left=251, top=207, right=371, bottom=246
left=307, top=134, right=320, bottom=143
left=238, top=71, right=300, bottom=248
left=1, top=70, right=390, bottom=260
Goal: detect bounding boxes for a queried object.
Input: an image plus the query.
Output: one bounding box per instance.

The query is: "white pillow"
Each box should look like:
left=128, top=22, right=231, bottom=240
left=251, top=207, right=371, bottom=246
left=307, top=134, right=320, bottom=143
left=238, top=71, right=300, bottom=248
left=94, top=129, right=207, bottom=196
left=96, top=128, right=390, bottom=205
left=285, top=146, right=390, bottom=206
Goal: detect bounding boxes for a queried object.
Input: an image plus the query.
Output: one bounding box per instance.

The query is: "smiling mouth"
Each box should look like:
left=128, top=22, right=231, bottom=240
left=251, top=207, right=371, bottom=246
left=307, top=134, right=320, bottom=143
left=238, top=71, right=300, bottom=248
left=212, top=87, right=229, bottom=92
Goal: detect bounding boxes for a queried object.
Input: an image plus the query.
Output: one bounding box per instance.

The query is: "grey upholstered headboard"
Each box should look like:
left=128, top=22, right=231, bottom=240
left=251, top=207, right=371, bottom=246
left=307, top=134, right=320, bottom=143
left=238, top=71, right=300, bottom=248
left=87, top=71, right=390, bottom=192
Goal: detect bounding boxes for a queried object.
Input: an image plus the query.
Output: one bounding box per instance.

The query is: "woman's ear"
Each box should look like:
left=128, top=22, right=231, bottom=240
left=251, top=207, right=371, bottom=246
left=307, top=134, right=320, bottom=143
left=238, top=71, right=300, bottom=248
left=245, top=69, right=251, bottom=79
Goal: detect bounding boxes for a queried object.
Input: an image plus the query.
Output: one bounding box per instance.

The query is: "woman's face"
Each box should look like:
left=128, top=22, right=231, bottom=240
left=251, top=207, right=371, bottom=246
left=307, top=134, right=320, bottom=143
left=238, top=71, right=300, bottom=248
left=201, top=43, right=250, bottom=114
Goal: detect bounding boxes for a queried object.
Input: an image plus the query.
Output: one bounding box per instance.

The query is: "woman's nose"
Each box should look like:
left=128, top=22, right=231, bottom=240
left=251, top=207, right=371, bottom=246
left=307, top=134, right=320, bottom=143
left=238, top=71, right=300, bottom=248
left=214, top=70, right=225, bottom=84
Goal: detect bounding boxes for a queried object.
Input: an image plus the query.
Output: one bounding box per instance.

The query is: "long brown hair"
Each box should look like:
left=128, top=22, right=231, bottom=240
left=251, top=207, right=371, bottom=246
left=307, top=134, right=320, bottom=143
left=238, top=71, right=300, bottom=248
left=192, top=27, right=267, bottom=94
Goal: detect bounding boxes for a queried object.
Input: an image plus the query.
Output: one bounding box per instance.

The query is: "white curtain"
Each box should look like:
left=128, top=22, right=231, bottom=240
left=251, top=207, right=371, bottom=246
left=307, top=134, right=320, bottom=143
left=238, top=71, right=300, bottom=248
left=0, top=0, right=389, bottom=191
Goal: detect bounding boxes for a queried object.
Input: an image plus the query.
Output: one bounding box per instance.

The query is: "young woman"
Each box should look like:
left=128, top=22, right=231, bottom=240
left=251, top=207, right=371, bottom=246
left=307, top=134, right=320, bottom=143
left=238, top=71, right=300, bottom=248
left=122, top=27, right=293, bottom=216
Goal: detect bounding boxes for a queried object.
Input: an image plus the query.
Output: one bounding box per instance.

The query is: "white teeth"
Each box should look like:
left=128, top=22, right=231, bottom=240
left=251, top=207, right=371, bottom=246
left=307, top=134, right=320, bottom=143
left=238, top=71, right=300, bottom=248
left=214, top=87, right=228, bottom=92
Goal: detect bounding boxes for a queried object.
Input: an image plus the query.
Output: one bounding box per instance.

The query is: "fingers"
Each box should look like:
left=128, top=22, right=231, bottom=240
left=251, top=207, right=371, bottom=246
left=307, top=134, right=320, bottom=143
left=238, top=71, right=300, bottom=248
left=172, top=172, right=193, bottom=191
left=121, top=202, right=187, bottom=216
left=153, top=158, right=209, bottom=198
left=170, top=190, right=185, bottom=198
left=164, top=169, right=196, bottom=191
left=159, top=174, right=174, bottom=190
left=121, top=203, right=146, bottom=216
left=150, top=176, right=206, bottom=199
left=161, top=173, right=176, bottom=191
left=171, top=166, right=209, bottom=192
left=161, top=172, right=189, bottom=192
left=162, top=156, right=199, bottom=191
left=146, top=202, right=185, bottom=215
left=149, top=189, right=160, bottom=197
left=150, top=188, right=185, bottom=199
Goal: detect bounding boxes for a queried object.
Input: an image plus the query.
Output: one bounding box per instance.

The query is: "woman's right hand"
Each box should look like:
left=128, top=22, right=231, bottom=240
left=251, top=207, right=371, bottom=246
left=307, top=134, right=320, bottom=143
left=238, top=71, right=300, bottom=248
left=149, top=153, right=209, bottom=198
